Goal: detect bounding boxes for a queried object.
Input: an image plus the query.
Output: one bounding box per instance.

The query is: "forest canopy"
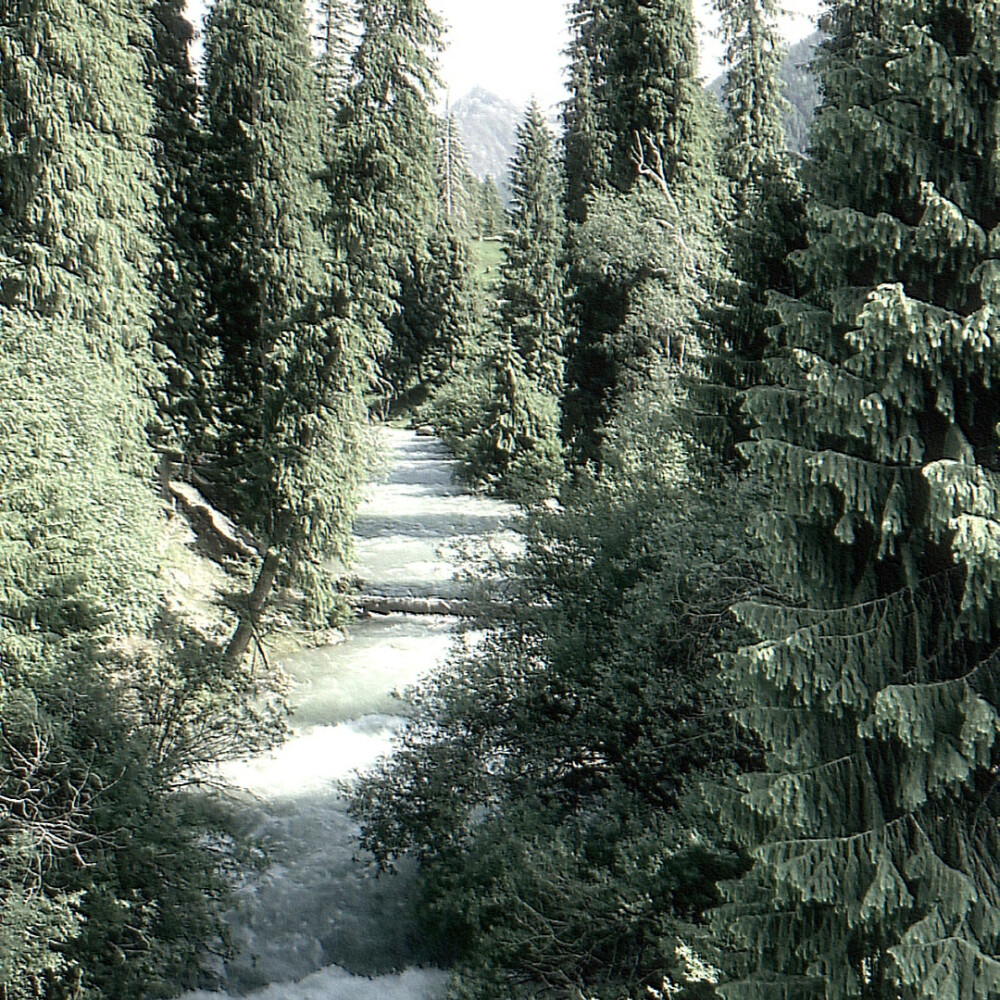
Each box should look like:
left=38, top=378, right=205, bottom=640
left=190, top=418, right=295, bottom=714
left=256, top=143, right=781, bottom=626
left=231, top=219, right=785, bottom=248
left=4, top=0, right=1000, bottom=998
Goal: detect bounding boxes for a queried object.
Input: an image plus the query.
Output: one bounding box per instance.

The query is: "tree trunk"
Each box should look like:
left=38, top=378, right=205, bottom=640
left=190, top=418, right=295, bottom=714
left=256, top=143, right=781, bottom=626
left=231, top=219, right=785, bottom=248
left=225, top=548, right=281, bottom=664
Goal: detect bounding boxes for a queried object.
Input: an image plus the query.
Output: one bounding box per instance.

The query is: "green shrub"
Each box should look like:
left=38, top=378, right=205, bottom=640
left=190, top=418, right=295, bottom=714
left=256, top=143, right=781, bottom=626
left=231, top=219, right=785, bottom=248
left=354, top=366, right=762, bottom=998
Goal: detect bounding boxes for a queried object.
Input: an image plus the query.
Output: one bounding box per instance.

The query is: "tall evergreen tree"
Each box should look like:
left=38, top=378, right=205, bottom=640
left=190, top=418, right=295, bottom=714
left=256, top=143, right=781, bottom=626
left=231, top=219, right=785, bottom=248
left=387, top=219, right=477, bottom=393
left=561, top=0, right=727, bottom=465
left=477, top=174, right=507, bottom=238
left=692, top=0, right=807, bottom=463
left=712, top=0, right=804, bottom=432
left=438, top=110, right=474, bottom=230
left=327, top=0, right=443, bottom=400
left=713, top=1, right=1000, bottom=996
left=500, top=100, right=566, bottom=398
left=562, top=0, right=615, bottom=224
left=717, top=0, right=788, bottom=196
left=147, top=0, right=216, bottom=467
left=0, top=0, right=159, bottom=471
left=202, top=0, right=366, bottom=657
left=383, top=108, right=478, bottom=396
left=603, top=0, right=720, bottom=199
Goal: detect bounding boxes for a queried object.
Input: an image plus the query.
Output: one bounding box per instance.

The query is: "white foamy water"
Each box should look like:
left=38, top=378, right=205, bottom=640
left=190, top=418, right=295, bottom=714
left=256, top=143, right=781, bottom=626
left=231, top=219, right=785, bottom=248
left=182, top=966, right=449, bottom=1000
left=182, top=429, right=518, bottom=999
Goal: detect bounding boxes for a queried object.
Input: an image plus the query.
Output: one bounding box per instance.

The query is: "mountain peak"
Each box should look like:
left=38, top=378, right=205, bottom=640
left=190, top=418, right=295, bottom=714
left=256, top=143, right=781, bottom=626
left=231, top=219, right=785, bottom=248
left=456, top=86, right=518, bottom=108
left=451, top=88, right=522, bottom=187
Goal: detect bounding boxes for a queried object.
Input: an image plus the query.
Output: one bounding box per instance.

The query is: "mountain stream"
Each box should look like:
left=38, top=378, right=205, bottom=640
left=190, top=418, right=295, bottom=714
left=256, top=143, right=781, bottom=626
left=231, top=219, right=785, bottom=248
left=182, top=428, right=518, bottom=1000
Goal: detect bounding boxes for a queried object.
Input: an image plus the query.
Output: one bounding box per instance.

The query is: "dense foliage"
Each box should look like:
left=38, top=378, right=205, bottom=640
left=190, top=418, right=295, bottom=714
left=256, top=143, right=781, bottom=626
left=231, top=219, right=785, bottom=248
left=561, top=0, right=728, bottom=465
left=0, top=0, right=400, bottom=990
left=11, top=0, right=1000, bottom=996
left=329, top=0, right=443, bottom=404
left=201, top=0, right=371, bottom=656
left=360, top=0, right=1000, bottom=998
left=712, top=1, right=1000, bottom=995
left=0, top=0, right=288, bottom=990
left=425, top=101, right=567, bottom=501
left=706, top=0, right=805, bottom=453
left=354, top=371, right=759, bottom=998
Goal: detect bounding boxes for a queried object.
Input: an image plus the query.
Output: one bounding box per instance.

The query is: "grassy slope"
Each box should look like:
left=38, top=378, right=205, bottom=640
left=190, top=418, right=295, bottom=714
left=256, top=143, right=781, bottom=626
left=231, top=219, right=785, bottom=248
left=470, top=238, right=504, bottom=287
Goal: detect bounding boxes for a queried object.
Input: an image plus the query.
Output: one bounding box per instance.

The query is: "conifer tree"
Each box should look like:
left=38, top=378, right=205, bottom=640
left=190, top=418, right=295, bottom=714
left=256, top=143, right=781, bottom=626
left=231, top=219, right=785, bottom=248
left=471, top=332, right=566, bottom=500
left=425, top=220, right=478, bottom=376
left=562, top=0, right=615, bottom=223
left=478, top=175, right=507, bottom=238
left=712, top=0, right=804, bottom=431
left=327, top=0, right=443, bottom=399
left=438, top=111, right=474, bottom=231
left=462, top=100, right=569, bottom=497
left=714, top=1, right=1000, bottom=996
left=603, top=0, right=720, bottom=200
left=387, top=219, right=477, bottom=393
left=562, top=0, right=720, bottom=212
left=0, top=307, right=162, bottom=994
left=717, top=0, right=787, bottom=196
left=561, top=0, right=726, bottom=465
left=202, top=0, right=366, bottom=656
left=0, top=0, right=159, bottom=471
left=147, top=0, right=216, bottom=466
left=383, top=108, right=478, bottom=395
left=500, top=100, right=566, bottom=398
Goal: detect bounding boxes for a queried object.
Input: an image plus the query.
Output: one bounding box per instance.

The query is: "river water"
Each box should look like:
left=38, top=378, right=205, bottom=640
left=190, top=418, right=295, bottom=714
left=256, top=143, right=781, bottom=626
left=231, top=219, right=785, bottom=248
left=182, top=428, right=517, bottom=1000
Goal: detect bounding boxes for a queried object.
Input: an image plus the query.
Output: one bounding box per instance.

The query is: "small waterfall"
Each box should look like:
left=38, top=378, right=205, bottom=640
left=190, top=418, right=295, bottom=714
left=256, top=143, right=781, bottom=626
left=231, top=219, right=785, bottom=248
left=182, top=429, right=517, bottom=1000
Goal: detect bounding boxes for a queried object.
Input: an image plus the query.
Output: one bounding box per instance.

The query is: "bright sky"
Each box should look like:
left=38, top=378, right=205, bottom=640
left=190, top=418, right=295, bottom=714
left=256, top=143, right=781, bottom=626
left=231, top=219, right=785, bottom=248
left=432, top=0, right=823, bottom=112
left=185, top=0, right=823, bottom=112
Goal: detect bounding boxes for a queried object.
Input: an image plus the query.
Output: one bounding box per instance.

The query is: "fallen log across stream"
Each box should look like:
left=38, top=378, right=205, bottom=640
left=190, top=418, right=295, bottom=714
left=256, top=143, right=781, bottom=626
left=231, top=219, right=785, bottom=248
left=351, top=594, right=476, bottom=616
left=350, top=594, right=526, bottom=618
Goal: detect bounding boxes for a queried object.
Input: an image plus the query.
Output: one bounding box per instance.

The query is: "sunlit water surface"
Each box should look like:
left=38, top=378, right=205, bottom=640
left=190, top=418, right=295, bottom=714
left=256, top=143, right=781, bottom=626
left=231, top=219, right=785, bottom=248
left=181, top=429, right=518, bottom=1000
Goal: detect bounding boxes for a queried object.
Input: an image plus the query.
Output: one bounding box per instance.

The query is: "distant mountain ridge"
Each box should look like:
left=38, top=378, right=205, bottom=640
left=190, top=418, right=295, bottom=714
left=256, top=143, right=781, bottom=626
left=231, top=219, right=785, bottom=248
left=454, top=35, right=821, bottom=199
left=451, top=87, right=521, bottom=191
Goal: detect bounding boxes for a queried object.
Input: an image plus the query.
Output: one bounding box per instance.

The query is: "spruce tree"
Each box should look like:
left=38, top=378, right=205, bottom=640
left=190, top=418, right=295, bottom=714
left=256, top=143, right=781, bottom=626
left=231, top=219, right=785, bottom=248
left=697, top=0, right=806, bottom=460
left=714, top=1, right=1000, bottom=996
left=460, top=101, right=569, bottom=499
left=202, top=0, right=366, bottom=656
left=562, top=0, right=615, bottom=224
left=439, top=110, right=474, bottom=231
left=0, top=0, right=159, bottom=470
left=327, top=0, right=443, bottom=399
left=561, top=0, right=726, bottom=465
left=387, top=220, right=477, bottom=393
left=500, top=100, right=566, bottom=398
left=479, top=175, right=507, bottom=238
left=384, top=109, right=479, bottom=396
left=147, top=0, right=216, bottom=467
left=470, top=332, right=566, bottom=500
left=714, top=0, right=804, bottom=404
left=0, top=308, right=161, bottom=994
left=603, top=0, right=720, bottom=199
left=717, top=0, right=788, bottom=197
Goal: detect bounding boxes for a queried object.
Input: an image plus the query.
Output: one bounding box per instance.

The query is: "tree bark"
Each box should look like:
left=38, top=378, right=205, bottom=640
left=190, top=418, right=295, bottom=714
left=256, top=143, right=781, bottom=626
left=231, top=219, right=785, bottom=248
left=225, top=548, right=281, bottom=664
